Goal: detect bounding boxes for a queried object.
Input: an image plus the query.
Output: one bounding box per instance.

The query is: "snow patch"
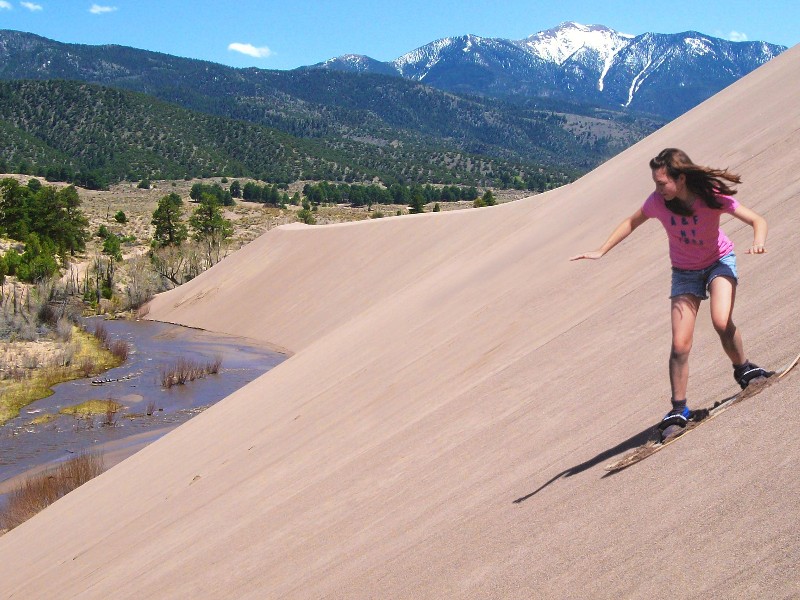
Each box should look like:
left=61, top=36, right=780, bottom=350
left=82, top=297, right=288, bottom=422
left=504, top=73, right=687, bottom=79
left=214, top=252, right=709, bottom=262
left=625, top=53, right=668, bottom=106
left=684, top=38, right=712, bottom=56
left=520, top=21, right=633, bottom=66
left=394, top=37, right=457, bottom=77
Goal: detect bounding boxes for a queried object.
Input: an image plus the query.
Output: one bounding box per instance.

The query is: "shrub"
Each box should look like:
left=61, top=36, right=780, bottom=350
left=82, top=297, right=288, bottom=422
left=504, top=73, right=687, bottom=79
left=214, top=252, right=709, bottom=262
left=160, top=356, right=222, bottom=388
left=207, top=356, right=222, bottom=374
left=0, top=453, right=104, bottom=530
left=108, top=340, right=129, bottom=361
left=21, top=351, right=39, bottom=369
left=59, top=343, right=76, bottom=367
left=103, top=402, right=118, bottom=427
left=92, top=322, right=109, bottom=346
left=78, top=357, right=97, bottom=377
left=3, top=249, right=21, bottom=276
left=297, top=208, right=316, bottom=225
left=56, top=318, right=73, bottom=341
left=16, top=234, right=59, bottom=283
left=114, top=211, right=127, bottom=223
left=14, top=317, right=38, bottom=342
left=36, top=301, right=57, bottom=327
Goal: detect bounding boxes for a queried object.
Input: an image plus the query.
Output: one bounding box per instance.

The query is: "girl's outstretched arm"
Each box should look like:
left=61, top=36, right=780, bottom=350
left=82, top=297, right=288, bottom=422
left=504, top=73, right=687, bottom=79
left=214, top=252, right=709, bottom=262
left=570, top=208, right=649, bottom=260
left=731, top=204, right=768, bottom=254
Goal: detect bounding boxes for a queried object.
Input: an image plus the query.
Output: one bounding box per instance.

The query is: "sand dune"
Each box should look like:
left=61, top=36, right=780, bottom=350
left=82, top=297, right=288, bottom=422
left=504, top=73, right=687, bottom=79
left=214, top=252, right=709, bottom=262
left=1, top=44, right=799, bottom=599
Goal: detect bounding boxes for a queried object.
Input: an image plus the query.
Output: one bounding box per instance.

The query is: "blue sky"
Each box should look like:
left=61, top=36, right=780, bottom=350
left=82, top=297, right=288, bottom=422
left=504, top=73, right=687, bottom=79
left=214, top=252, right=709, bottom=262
left=1, top=0, right=797, bottom=70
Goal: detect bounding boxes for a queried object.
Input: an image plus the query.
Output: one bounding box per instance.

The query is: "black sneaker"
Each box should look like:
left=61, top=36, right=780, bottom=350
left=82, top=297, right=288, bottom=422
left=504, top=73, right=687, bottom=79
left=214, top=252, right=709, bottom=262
left=733, top=361, right=774, bottom=389
left=659, top=405, right=691, bottom=430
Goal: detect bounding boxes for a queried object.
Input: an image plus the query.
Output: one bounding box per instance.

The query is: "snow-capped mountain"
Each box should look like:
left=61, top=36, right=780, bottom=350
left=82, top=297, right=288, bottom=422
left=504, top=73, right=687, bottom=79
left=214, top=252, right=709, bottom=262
left=309, top=22, right=786, bottom=119
left=519, top=22, right=633, bottom=92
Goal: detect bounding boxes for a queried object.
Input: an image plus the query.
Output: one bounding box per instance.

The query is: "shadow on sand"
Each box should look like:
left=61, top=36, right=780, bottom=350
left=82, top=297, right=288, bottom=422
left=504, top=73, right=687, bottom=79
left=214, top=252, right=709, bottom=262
left=512, top=382, right=759, bottom=504
left=512, top=335, right=800, bottom=506
left=513, top=425, right=657, bottom=504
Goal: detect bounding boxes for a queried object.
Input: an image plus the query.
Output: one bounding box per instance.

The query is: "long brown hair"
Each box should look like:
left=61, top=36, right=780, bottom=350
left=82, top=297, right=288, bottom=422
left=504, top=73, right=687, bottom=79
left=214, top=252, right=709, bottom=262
left=649, top=148, right=741, bottom=216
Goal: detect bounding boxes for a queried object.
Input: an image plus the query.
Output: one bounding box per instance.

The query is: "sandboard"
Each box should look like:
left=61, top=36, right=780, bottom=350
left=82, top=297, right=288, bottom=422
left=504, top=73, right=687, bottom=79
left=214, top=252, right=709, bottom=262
left=605, top=352, right=800, bottom=473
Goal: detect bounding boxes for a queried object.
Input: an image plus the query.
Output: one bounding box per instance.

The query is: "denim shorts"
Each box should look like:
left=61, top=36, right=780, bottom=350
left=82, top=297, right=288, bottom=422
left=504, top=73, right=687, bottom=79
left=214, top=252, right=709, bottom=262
left=670, top=252, right=738, bottom=299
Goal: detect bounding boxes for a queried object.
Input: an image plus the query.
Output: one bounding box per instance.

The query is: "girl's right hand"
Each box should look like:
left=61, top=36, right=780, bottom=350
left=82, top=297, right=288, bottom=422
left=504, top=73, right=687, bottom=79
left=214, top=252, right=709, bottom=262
left=569, top=250, right=604, bottom=261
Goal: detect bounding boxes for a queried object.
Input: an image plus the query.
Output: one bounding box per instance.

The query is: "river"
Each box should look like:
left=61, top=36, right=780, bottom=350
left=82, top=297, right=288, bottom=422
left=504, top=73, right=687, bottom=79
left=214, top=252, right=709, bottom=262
left=0, top=318, right=286, bottom=504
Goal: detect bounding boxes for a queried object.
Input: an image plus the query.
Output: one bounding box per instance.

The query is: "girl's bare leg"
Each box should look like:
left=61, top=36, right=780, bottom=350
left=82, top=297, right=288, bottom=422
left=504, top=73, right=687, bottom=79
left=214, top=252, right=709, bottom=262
left=670, top=294, right=701, bottom=401
left=709, top=276, right=746, bottom=365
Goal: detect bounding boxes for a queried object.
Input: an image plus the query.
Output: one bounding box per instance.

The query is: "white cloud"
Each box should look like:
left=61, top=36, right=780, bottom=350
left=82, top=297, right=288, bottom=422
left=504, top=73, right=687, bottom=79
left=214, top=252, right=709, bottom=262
left=21, top=1, right=43, bottom=10
left=89, top=4, right=117, bottom=14
left=0, top=1, right=13, bottom=10
left=729, top=31, right=749, bottom=42
left=228, top=42, right=273, bottom=59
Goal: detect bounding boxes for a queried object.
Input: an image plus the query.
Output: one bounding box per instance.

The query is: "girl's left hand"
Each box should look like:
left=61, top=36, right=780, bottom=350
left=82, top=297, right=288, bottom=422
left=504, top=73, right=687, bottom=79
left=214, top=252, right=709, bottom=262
left=746, top=244, right=767, bottom=254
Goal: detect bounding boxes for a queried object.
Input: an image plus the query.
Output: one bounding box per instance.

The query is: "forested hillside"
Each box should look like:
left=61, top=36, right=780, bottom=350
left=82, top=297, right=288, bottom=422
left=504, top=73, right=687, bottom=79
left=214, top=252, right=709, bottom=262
left=0, top=80, right=574, bottom=189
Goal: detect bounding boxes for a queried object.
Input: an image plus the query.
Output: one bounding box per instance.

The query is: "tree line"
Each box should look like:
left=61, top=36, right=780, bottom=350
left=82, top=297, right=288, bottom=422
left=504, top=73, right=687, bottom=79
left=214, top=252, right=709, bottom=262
left=300, top=181, right=481, bottom=208
left=189, top=179, right=503, bottom=215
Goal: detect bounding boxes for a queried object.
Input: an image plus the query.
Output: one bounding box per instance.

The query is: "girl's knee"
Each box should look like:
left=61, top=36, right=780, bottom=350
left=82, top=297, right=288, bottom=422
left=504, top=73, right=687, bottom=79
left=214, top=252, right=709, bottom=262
left=670, top=341, right=692, bottom=361
left=713, top=318, right=736, bottom=338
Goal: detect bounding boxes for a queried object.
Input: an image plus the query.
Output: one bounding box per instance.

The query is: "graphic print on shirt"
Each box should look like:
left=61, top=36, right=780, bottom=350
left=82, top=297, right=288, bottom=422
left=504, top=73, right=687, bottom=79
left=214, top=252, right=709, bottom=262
left=671, top=215, right=702, bottom=246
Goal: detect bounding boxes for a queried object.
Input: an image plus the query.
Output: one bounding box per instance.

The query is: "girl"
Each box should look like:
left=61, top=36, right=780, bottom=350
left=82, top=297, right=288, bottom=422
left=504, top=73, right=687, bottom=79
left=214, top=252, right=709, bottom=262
left=571, top=148, right=772, bottom=429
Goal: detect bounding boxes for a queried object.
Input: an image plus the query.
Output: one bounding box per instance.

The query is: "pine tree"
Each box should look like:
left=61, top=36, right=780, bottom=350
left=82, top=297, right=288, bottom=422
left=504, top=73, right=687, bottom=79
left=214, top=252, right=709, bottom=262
left=408, top=189, right=425, bottom=214
left=189, top=193, right=233, bottom=266
left=151, top=192, right=188, bottom=247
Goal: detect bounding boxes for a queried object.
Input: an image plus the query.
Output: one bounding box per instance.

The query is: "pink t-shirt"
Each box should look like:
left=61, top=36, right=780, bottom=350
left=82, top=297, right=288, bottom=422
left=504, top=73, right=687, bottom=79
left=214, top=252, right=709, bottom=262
left=641, top=192, right=739, bottom=270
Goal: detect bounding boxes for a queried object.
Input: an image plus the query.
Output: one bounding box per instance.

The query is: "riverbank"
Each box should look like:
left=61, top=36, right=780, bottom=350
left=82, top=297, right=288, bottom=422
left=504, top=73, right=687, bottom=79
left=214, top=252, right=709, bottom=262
left=0, top=318, right=286, bottom=511
left=0, top=324, right=124, bottom=425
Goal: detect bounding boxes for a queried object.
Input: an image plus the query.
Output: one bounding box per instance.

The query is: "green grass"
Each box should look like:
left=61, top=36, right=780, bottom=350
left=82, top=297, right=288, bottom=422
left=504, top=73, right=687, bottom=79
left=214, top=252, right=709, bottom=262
left=29, top=413, right=58, bottom=425
left=0, top=326, right=123, bottom=425
left=59, top=399, right=122, bottom=417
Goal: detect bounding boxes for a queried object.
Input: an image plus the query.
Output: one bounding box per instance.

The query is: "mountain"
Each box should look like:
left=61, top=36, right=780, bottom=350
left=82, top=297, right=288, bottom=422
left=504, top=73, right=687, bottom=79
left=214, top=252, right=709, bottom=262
left=311, top=22, right=786, bottom=119
left=316, top=54, right=399, bottom=77
left=0, top=30, right=663, bottom=185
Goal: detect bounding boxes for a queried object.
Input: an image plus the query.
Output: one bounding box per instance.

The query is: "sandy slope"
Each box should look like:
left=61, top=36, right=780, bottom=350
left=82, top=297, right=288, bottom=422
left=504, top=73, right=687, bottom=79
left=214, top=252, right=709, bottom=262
left=1, top=44, right=799, bottom=599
